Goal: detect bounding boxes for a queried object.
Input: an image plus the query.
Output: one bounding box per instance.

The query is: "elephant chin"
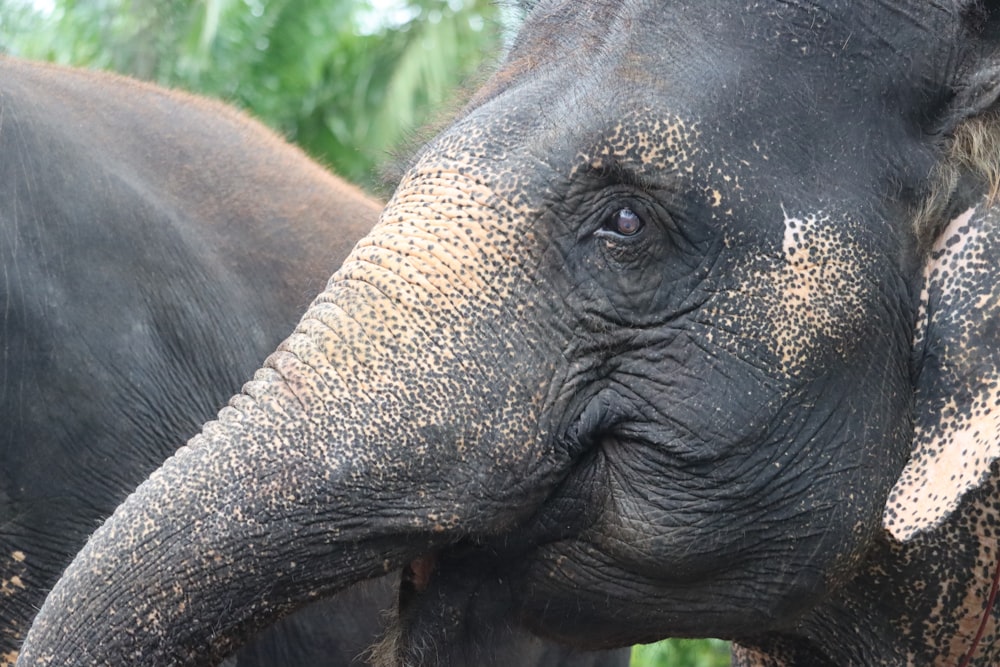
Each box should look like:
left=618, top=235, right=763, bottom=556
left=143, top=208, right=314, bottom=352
left=374, top=503, right=834, bottom=661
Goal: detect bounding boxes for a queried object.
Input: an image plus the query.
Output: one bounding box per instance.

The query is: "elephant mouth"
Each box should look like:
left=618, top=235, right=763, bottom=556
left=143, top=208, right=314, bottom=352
left=398, top=552, right=441, bottom=615
left=374, top=540, right=535, bottom=667
left=397, top=540, right=510, bottom=612
left=403, top=553, right=438, bottom=594
left=381, top=429, right=611, bottom=664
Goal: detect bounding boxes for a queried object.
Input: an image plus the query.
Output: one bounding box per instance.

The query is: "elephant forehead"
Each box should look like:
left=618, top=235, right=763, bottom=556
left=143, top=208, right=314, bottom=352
left=570, top=113, right=702, bottom=177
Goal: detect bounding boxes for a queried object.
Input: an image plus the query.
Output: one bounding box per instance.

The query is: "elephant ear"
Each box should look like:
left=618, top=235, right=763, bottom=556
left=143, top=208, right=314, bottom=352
left=882, top=2, right=1000, bottom=542
left=883, top=203, right=1000, bottom=542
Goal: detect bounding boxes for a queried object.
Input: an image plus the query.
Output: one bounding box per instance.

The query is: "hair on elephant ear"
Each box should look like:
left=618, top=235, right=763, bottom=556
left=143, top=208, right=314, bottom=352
left=912, top=110, right=1000, bottom=249
left=912, top=3, right=1000, bottom=249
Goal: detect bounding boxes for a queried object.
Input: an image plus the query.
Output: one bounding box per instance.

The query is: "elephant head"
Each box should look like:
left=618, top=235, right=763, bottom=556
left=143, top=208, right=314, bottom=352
left=17, top=2, right=1000, bottom=665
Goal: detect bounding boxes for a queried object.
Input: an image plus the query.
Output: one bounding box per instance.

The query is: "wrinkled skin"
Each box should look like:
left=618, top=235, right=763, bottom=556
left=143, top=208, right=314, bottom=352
left=16, top=2, right=1000, bottom=666
left=732, top=196, right=1000, bottom=666
left=0, top=57, right=626, bottom=667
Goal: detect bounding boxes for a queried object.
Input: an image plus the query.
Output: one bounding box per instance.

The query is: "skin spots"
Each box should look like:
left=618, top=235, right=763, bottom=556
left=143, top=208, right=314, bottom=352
left=709, top=188, right=723, bottom=207
left=0, top=578, right=25, bottom=596
left=764, top=207, right=876, bottom=375
left=737, top=202, right=1000, bottom=667
left=573, top=114, right=702, bottom=181
left=870, top=203, right=1000, bottom=666
left=2, top=551, right=27, bottom=598
left=885, top=206, right=1000, bottom=542
left=703, top=202, right=886, bottom=391
left=573, top=110, right=881, bottom=382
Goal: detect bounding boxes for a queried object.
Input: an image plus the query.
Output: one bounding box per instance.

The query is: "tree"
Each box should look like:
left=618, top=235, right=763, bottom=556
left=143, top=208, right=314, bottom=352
left=0, top=0, right=505, bottom=190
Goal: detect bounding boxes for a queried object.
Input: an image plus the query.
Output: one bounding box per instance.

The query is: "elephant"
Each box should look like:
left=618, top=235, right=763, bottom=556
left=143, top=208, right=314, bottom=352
left=0, top=56, right=627, bottom=667
left=16, top=0, right=1000, bottom=665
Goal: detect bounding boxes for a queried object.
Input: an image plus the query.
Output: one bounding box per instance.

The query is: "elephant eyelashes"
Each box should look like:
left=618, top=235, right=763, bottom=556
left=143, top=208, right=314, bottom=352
left=602, top=207, right=644, bottom=237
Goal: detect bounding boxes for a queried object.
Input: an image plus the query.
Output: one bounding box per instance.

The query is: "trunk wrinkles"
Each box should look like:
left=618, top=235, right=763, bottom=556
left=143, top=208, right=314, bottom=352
left=17, top=174, right=562, bottom=666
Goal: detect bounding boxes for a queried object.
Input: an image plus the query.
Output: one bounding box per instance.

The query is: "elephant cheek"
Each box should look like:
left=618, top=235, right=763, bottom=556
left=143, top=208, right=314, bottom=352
left=745, top=208, right=892, bottom=377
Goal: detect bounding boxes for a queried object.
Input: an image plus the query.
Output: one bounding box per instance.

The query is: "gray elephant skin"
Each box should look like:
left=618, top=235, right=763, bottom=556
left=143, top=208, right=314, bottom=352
left=16, top=1, right=1000, bottom=666
left=0, top=57, right=626, bottom=667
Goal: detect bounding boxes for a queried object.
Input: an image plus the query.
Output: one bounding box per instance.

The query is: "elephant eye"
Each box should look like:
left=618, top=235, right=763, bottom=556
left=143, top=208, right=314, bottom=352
left=603, top=208, right=644, bottom=237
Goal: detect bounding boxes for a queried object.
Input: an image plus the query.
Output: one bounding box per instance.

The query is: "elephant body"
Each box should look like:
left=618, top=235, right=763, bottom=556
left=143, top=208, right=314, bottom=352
left=16, top=3, right=1000, bottom=667
left=0, top=55, right=385, bottom=667
left=0, top=57, right=625, bottom=667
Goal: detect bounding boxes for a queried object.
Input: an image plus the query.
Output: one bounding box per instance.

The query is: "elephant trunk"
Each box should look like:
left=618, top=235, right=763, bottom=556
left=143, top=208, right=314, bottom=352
left=16, top=174, right=563, bottom=666
left=15, top=386, right=423, bottom=665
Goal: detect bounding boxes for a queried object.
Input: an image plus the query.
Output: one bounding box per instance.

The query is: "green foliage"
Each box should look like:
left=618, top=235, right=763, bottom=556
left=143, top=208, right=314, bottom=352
left=631, top=639, right=732, bottom=667
left=0, top=0, right=503, bottom=190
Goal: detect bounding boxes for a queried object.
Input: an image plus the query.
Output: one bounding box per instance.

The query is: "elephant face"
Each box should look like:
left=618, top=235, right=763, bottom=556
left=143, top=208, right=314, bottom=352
left=381, top=0, right=931, bottom=646
left=18, top=2, right=1000, bottom=666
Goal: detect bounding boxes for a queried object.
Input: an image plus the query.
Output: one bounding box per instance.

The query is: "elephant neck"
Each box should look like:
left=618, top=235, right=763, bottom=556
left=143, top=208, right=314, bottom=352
left=732, top=462, right=1000, bottom=667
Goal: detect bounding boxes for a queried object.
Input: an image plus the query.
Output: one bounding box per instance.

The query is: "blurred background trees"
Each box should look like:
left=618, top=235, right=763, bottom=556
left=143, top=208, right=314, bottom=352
left=0, top=1, right=730, bottom=664
left=0, top=0, right=509, bottom=191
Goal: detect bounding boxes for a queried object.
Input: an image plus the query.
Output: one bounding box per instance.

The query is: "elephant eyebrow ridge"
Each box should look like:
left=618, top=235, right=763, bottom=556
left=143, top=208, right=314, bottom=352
left=573, top=154, right=662, bottom=194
